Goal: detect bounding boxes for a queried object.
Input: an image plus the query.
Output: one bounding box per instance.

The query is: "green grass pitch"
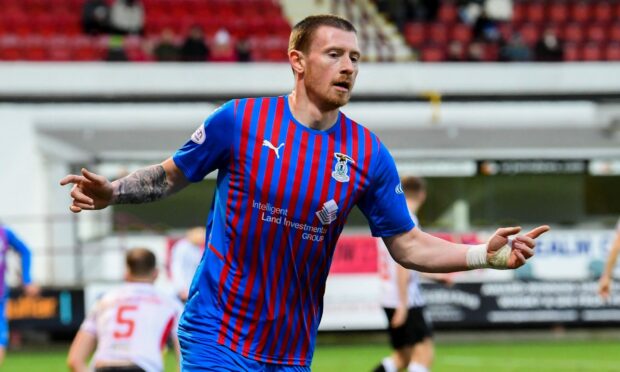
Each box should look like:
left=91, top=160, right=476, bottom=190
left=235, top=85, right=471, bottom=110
left=4, top=340, right=619, bottom=371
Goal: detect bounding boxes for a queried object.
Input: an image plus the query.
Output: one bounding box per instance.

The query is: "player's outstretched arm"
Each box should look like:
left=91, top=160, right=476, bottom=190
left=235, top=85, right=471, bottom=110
left=67, top=330, right=96, bottom=372
left=599, top=231, right=620, bottom=299
left=383, top=225, right=549, bottom=273
left=60, top=157, right=189, bottom=213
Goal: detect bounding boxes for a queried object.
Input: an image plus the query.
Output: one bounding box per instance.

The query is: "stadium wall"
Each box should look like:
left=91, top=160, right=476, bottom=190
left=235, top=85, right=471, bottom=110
left=1, top=63, right=620, bottom=99
left=1, top=62, right=620, bottom=334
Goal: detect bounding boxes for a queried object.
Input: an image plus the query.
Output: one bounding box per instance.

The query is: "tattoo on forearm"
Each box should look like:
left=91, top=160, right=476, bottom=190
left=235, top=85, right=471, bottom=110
left=112, top=165, right=169, bottom=204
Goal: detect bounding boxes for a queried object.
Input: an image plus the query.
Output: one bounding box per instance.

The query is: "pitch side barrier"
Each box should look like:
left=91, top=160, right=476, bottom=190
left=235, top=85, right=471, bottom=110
left=320, top=230, right=620, bottom=331
left=0, top=63, right=619, bottom=102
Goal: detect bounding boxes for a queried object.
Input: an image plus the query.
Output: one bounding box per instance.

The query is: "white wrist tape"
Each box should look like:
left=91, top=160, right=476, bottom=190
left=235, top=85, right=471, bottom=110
left=466, top=244, right=489, bottom=269
left=467, top=238, right=514, bottom=270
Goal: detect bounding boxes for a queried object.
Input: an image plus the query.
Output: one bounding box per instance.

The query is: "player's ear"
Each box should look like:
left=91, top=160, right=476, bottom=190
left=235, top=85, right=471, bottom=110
left=289, top=49, right=305, bottom=75
left=152, top=268, right=159, bottom=281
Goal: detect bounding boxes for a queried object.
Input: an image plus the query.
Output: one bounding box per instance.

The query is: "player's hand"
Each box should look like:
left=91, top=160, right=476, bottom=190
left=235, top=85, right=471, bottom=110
left=599, top=275, right=612, bottom=300
left=390, top=306, right=408, bottom=328
left=486, top=225, right=550, bottom=269
left=178, top=290, right=189, bottom=302
left=59, top=168, right=113, bottom=213
left=23, top=283, right=40, bottom=297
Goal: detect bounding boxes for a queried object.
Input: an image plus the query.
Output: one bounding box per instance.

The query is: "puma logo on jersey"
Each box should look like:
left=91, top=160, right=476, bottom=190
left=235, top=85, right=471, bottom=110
left=262, top=140, right=285, bottom=159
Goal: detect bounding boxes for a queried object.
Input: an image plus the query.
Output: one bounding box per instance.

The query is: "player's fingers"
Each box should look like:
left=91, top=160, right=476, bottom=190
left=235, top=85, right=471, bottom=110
left=81, top=168, right=106, bottom=185
left=73, top=200, right=95, bottom=210
left=70, top=185, right=94, bottom=205
left=513, top=242, right=534, bottom=258
left=69, top=205, right=82, bottom=213
left=59, top=174, right=84, bottom=186
left=599, top=288, right=609, bottom=300
left=513, top=250, right=527, bottom=266
left=495, top=226, right=521, bottom=238
left=525, top=225, right=550, bottom=239
left=515, top=235, right=536, bottom=249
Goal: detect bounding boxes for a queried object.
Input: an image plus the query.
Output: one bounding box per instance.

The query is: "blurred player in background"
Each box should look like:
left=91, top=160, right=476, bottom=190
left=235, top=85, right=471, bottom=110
left=375, top=177, right=450, bottom=372
left=169, top=226, right=205, bottom=301
left=0, top=222, right=38, bottom=366
left=598, top=219, right=620, bottom=299
left=60, top=15, right=549, bottom=370
left=67, top=247, right=182, bottom=372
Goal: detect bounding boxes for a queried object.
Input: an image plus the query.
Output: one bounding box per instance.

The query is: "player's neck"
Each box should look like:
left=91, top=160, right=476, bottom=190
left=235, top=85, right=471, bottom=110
left=288, top=91, right=339, bottom=131
left=126, top=276, right=155, bottom=284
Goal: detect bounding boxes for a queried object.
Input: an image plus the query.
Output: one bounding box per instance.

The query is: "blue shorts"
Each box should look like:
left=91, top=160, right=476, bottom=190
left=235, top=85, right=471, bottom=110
left=178, top=332, right=310, bottom=372
left=0, top=300, right=7, bottom=347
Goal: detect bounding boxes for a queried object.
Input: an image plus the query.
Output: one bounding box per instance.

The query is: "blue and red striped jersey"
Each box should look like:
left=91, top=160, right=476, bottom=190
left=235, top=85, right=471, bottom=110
left=173, top=96, right=414, bottom=366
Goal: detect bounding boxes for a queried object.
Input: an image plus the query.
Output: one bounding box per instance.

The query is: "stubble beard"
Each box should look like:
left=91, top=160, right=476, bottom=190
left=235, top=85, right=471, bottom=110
left=306, top=80, right=351, bottom=112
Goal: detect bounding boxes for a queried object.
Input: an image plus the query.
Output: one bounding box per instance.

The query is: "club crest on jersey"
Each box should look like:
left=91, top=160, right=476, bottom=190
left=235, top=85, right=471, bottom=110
left=316, top=199, right=338, bottom=225
left=331, top=153, right=355, bottom=183
left=190, top=124, right=206, bottom=144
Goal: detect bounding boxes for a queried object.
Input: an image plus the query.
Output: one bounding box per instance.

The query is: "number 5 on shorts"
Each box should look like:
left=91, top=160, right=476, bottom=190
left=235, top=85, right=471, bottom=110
left=114, top=305, right=138, bottom=339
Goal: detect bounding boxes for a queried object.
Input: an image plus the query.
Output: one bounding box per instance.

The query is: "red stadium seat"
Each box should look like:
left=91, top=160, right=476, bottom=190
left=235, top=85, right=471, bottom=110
left=586, top=24, right=606, bottom=43
left=482, top=43, right=499, bottom=61
left=0, top=36, right=22, bottom=60
left=547, top=2, right=569, bottom=23
left=404, top=22, right=425, bottom=48
left=604, top=43, right=620, bottom=61
left=23, top=46, right=48, bottom=61
left=563, top=42, right=579, bottom=61
left=47, top=36, right=73, bottom=61
left=563, top=23, right=584, bottom=43
left=518, top=23, right=540, bottom=46
left=570, top=1, right=591, bottom=23
left=451, top=23, right=472, bottom=44
left=526, top=2, right=545, bottom=23
left=428, top=23, right=448, bottom=45
left=581, top=42, right=602, bottom=61
left=610, top=23, right=620, bottom=42
left=438, top=3, right=458, bottom=23
left=23, top=0, right=47, bottom=14
left=420, top=45, right=445, bottom=62
left=592, top=2, right=612, bottom=23
left=512, top=2, right=526, bottom=23
left=615, top=3, right=620, bottom=21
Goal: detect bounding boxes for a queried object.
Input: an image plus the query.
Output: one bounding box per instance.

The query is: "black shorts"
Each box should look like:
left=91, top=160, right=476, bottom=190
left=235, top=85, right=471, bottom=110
left=383, top=306, right=433, bottom=349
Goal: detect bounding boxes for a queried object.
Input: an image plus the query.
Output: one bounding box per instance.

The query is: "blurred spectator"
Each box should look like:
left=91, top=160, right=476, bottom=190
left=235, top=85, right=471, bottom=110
left=375, top=0, right=390, bottom=14
left=382, top=0, right=408, bottom=31
left=210, top=28, right=237, bottom=62
left=466, top=41, right=485, bottom=62
left=180, top=25, right=210, bottom=62
left=153, top=28, right=180, bottom=62
left=473, top=10, right=500, bottom=42
left=447, top=41, right=465, bottom=62
left=535, top=28, right=563, bottom=62
left=484, top=0, right=513, bottom=21
left=170, top=227, right=205, bottom=302
left=414, top=0, right=440, bottom=22
left=235, top=37, right=253, bottom=62
left=105, top=35, right=129, bottom=61
left=82, top=0, right=109, bottom=35
left=457, top=0, right=483, bottom=25
left=109, top=0, right=144, bottom=35
left=499, top=33, right=532, bottom=62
